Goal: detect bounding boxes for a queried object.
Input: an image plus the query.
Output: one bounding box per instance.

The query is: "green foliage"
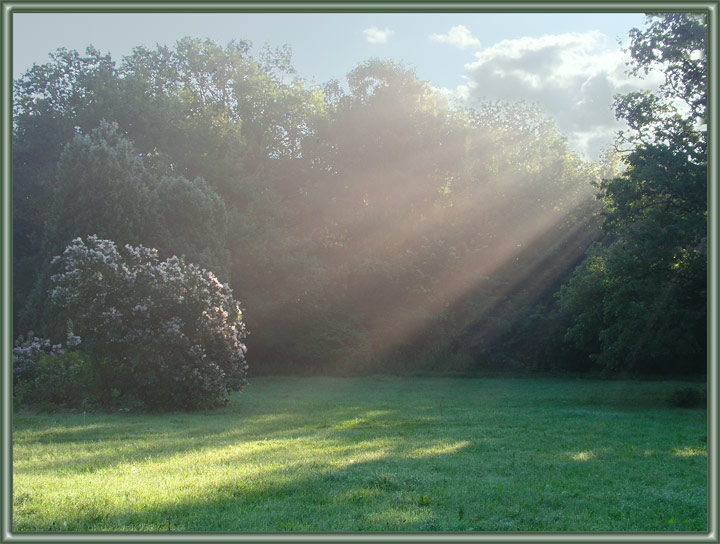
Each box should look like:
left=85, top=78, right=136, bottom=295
left=624, top=13, right=706, bottom=128
left=12, top=48, right=116, bottom=332
left=153, top=173, right=230, bottom=279
left=12, top=330, right=95, bottom=410
left=13, top=47, right=127, bottom=306
left=557, top=13, right=707, bottom=374
left=18, top=120, right=231, bottom=338
left=14, top=351, right=95, bottom=410
left=46, top=120, right=159, bottom=255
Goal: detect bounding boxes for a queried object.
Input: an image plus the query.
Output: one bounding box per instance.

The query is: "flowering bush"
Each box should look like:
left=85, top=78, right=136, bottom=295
left=13, top=334, right=65, bottom=391
left=13, top=331, right=92, bottom=409
left=49, top=235, right=248, bottom=410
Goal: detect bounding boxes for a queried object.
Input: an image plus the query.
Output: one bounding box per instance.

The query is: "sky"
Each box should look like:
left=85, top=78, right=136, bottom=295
left=13, top=12, right=661, bottom=160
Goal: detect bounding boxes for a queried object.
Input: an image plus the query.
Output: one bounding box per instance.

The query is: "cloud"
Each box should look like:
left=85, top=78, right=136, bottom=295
left=456, top=31, right=663, bottom=158
left=363, top=26, right=394, bottom=45
left=429, top=25, right=482, bottom=50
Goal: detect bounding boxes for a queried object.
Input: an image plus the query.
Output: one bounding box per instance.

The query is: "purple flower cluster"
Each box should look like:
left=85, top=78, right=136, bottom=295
left=13, top=335, right=64, bottom=368
left=48, top=235, right=248, bottom=409
left=12, top=331, right=81, bottom=392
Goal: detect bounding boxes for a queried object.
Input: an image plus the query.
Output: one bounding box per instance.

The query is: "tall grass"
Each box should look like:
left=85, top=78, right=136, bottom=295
left=13, top=377, right=707, bottom=532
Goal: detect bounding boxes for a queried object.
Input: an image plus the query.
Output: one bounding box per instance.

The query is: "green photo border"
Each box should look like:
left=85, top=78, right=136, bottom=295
left=0, top=1, right=716, bottom=542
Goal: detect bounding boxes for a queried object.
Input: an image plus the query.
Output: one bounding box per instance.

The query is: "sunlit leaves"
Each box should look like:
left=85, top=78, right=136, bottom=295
left=558, top=13, right=707, bottom=374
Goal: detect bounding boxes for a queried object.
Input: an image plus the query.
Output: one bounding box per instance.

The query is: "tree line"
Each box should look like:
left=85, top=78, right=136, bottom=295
left=13, top=13, right=706, bottom=382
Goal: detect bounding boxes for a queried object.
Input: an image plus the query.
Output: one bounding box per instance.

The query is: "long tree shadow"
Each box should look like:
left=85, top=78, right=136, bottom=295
left=13, top=377, right=708, bottom=532
left=15, top=406, right=406, bottom=474
left=28, top=426, right=707, bottom=533
left=24, top=436, right=480, bottom=532
left=13, top=376, right=469, bottom=474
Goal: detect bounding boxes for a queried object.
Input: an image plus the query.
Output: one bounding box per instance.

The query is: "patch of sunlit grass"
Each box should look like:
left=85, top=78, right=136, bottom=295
left=410, top=441, right=470, bottom=458
left=570, top=450, right=596, bottom=462
left=673, top=446, right=707, bottom=458
left=13, top=376, right=707, bottom=532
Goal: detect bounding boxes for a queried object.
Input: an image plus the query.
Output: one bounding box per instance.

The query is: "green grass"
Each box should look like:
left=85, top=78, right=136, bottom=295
left=13, top=377, right=707, bottom=532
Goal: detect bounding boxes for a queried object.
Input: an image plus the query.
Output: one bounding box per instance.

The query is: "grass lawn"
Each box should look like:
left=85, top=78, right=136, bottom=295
left=12, top=376, right=707, bottom=532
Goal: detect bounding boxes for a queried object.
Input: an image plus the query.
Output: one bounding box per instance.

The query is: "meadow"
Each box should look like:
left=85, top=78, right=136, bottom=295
left=13, top=377, right=707, bottom=532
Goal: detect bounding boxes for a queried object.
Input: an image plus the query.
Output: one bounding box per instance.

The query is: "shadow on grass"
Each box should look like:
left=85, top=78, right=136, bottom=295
left=14, top=377, right=707, bottom=476
left=24, top=433, right=708, bottom=532
left=50, top=451, right=473, bottom=532
left=16, top=410, right=481, bottom=531
left=13, top=377, right=708, bottom=532
left=15, top=394, right=464, bottom=471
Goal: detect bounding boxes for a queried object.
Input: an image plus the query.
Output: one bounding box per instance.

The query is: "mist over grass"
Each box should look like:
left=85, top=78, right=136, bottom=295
left=14, top=377, right=706, bottom=532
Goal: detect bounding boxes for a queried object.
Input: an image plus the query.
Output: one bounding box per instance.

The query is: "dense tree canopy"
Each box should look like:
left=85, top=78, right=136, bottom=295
left=13, top=15, right=706, bottom=380
left=558, top=13, right=707, bottom=374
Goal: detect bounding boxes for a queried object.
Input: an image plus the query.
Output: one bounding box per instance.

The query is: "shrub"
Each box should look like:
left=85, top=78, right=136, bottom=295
left=16, top=352, right=95, bottom=410
left=13, top=331, right=92, bottom=409
left=48, top=235, right=248, bottom=410
left=13, top=334, right=65, bottom=389
left=668, top=386, right=706, bottom=408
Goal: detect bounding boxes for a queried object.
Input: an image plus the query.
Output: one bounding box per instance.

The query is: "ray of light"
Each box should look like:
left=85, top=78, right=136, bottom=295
left=246, top=109, right=601, bottom=372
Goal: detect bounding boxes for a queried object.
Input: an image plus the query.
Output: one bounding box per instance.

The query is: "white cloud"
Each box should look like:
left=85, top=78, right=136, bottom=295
left=363, top=26, right=394, bottom=45
left=429, top=25, right=482, bottom=50
left=456, top=31, right=663, bottom=158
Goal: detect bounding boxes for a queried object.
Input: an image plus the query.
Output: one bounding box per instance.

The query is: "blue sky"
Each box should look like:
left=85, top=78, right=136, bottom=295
left=14, top=12, right=657, bottom=159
